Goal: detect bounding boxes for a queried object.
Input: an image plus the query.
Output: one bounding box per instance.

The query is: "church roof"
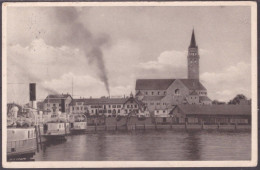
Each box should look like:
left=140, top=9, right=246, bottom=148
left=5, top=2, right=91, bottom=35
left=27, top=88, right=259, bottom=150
left=135, top=79, right=175, bottom=90
left=179, top=79, right=206, bottom=90
left=135, top=79, right=207, bottom=91
left=189, top=29, right=197, bottom=48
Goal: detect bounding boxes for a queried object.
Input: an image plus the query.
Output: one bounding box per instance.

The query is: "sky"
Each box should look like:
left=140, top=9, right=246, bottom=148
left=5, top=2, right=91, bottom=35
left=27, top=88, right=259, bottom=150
left=6, top=5, right=252, bottom=104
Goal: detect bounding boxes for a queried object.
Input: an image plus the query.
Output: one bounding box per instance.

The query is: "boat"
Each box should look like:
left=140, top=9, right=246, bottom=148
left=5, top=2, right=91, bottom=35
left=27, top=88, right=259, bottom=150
left=70, top=114, right=87, bottom=133
left=42, top=99, right=70, bottom=140
left=7, top=83, right=39, bottom=160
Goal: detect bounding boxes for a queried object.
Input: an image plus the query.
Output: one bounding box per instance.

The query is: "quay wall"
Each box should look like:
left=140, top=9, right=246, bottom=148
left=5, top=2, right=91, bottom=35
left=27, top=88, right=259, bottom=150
left=84, top=117, right=251, bottom=132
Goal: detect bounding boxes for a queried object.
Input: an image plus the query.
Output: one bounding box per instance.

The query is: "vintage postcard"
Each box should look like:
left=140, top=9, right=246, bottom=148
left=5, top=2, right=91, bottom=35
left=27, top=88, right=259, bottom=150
left=2, top=1, right=257, bottom=168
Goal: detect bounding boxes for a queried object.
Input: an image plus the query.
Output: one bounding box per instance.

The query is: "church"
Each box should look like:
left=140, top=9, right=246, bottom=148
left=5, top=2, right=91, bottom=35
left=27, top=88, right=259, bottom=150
left=135, top=29, right=212, bottom=112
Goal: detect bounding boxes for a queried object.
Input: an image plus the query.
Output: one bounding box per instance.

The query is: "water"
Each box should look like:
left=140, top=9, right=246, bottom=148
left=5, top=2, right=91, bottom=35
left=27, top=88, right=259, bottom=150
left=34, top=130, right=251, bottom=161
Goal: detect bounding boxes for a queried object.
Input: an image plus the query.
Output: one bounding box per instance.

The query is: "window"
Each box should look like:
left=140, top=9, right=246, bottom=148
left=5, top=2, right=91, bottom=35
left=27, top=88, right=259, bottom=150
left=109, top=105, right=111, bottom=108
left=53, top=104, right=56, bottom=106
left=164, top=91, right=166, bottom=95
left=157, top=103, right=160, bottom=105
left=145, top=92, right=148, bottom=95
left=117, top=105, right=121, bottom=108
left=150, top=103, right=154, bottom=105
left=163, top=110, right=165, bottom=113
left=112, top=105, right=116, bottom=108
left=73, top=107, right=74, bottom=111
left=47, top=104, right=50, bottom=107
left=157, top=110, right=159, bottom=113
left=92, top=110, right=93, bottom=113
left=175, top=89, right=180, bottom=95
left=108, top=110, right=111, bottom=113
left=135, top=105, right=137, bottom=108
left=81, top=107, right=83, bottom=110
left=77, top=107, right=79, bottom=110
left=152, top=91, right=154, bottom=95
left=118, top=109, right=120, bottom=113
left=158, top=91, right=160, bottom=95
left=59, top=104, right=61, bottom=106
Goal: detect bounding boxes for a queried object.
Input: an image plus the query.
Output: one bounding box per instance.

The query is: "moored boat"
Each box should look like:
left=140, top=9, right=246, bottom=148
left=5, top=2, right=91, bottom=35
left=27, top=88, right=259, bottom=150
left=70, top=114, right=87, bottom=133
left=7, top=83, right=39, bottom=161
left=42, top=99, right=70, bottom=140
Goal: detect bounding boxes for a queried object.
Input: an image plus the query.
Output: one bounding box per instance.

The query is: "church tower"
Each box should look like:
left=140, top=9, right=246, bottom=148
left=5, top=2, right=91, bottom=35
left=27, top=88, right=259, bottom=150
left=188, top=29, right=200, bottom=80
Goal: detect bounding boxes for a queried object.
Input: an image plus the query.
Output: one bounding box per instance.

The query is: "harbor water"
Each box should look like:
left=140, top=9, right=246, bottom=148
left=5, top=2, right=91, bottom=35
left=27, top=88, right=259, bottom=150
left=34, top=130, right=251, bottom=161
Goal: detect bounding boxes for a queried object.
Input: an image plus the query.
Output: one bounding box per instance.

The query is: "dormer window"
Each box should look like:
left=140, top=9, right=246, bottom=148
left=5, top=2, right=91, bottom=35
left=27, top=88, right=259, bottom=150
left=175, top=89, right=180, bottom=95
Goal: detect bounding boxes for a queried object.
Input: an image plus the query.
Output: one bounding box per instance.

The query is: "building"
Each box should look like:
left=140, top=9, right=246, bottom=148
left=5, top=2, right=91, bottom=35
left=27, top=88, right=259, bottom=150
left=171, top=104, right=251, bottom=125
left=43, top=93, right=73, bottom=114
left=70, top=93, right=146, bottom=117
left=135, top=29, right=211, bottom=112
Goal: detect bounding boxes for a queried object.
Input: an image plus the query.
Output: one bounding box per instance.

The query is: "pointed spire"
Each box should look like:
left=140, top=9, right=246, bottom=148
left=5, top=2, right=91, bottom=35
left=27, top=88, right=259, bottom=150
left=189, top=28, right=197, bottom=48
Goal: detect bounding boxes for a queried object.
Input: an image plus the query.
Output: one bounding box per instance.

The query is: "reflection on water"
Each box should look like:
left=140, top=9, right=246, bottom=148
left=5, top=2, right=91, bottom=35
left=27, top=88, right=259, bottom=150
left=34, top=130, right=251, bottom=161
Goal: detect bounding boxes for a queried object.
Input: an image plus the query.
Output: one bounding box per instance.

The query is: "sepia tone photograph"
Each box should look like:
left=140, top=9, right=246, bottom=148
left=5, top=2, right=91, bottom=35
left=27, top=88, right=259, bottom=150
left=2, top=1, right=257, bottom=168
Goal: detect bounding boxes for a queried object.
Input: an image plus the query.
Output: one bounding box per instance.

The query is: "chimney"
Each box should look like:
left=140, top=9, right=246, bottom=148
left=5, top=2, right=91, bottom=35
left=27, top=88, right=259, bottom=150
left=29, top=83, right=37, bottom=109
left=61, top=98, right=65, bottom=113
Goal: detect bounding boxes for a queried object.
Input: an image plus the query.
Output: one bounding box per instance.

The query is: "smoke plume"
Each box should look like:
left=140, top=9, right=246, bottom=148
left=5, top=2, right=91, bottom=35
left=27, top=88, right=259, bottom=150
left=53, top=7, right=110, bottom=95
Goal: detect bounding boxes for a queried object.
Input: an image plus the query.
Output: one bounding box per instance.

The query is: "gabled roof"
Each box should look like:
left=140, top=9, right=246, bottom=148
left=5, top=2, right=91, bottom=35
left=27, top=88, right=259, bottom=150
left=135, top=79, right=175, bottom=90
left=199, top=96, right=212, bottom=102
left=43, top=94, right=72, bottom=103
left=177, top=104, right=251, bottom=116
left=135, top=90, right=143, bottom=96
left=70, top=97, right=145, bottom=107
left=179, top=79, right=206, bottom=90
left=71, top=98, right=128, bottom=106
left=135, top=79, right=206, bottom=91
left=190, top=90, right=198, bottom=95
left=142, top=96, right=165, bottom=101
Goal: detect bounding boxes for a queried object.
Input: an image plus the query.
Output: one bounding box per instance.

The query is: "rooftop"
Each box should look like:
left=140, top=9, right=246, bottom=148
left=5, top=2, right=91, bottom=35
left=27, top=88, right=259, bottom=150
left=142, top=96, right=165, bottom=101
left=43, top=94, right=72, bottom=103
left=135, top=79, right=206, bottom=91
left=70, top=97, right=144, bottom=106
left=136, top=79, right=175, bottom=90
left=177, top=104, right=251, bottom=116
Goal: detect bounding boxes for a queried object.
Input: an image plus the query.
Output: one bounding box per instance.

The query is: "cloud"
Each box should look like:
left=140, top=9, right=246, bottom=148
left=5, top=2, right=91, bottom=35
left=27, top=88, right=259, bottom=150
left=135, top=50, right=187, bottom=79
left=137, top=50, right=186, bottom=70
left=201, top=62, right=251, bottom=101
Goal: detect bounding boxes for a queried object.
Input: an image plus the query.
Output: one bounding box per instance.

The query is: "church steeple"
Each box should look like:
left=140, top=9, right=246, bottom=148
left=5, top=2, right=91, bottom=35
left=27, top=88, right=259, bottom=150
left=187, top=28, right=200, bottom=80
left=189, top=28, right=197, bottom=48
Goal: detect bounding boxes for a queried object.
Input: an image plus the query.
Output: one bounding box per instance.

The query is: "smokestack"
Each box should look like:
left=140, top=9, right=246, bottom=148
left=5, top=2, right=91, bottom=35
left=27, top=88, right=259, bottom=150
left=61, top=98, right=66, bottom=113
left=29, top=83, right=37, bottom=109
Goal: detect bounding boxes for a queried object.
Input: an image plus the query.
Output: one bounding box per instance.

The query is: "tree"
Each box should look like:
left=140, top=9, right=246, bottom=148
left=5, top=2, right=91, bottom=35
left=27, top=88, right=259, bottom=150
left=228, top=94, right=247, bottom=105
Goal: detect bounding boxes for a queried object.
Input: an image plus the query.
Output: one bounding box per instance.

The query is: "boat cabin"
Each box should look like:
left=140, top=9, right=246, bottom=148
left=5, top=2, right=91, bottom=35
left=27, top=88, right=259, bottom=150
left=7, top=127, right=36, bottom=159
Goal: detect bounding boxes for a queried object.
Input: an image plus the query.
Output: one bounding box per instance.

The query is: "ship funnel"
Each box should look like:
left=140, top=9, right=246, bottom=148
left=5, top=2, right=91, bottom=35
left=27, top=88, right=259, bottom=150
left=29, top=83, right=37, bottom=109
left=61, top=98, right=65, bottom=113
